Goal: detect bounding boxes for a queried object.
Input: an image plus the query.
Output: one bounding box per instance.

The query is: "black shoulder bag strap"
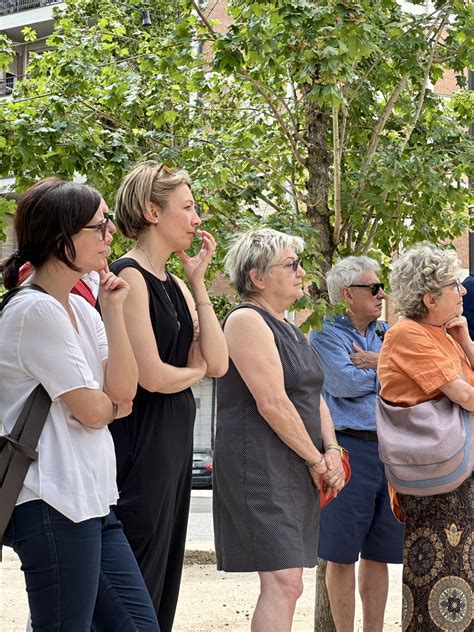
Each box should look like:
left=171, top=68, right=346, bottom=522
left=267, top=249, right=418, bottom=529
left=0, top=284, right=52, bottom=560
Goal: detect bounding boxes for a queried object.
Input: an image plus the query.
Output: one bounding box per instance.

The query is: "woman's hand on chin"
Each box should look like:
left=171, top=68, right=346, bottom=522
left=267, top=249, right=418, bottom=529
left=444, top=315, right=471, bottom=345
left=177, top=229, right=216, bottom=286
left=98, top=264, right=130, bottom=310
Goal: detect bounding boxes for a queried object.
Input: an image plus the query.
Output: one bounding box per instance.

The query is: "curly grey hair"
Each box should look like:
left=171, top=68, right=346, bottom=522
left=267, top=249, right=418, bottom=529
left=390, top=243, right=462, bottom=320
left=224, top=227, right=305, bottom=297
left=326, top=256, right=380, bottom=305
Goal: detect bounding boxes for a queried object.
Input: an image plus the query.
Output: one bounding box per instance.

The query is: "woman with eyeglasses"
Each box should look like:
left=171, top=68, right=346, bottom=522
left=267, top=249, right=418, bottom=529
left=212, top=228, right=343, bottom=631
left=109, top=161, right=228, bottom=632
left=0, top=178, right=160, bottom=631
left=377, top=243, right=473, bottom=632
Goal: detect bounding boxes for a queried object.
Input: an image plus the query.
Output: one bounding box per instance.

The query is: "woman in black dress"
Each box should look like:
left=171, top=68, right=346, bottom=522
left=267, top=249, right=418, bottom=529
left=109, top=161, right=228, bottom=632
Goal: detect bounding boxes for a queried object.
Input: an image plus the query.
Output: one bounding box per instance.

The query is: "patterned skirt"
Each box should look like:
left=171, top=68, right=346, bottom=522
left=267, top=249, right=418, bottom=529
left=398, top=476, right=473, bottom=631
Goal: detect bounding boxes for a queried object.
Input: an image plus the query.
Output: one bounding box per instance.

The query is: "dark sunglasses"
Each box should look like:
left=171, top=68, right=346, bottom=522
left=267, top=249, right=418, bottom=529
left=349, top=282, right=385, bottom=296
left=271, top=258, right=303, bottom=272
left=81, top=212, right=113, bottom=240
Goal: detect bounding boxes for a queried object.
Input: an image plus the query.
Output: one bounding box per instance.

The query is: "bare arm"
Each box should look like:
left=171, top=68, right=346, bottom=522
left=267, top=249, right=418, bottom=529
left=176, top=229, right=228, bottom=377
left=319, top=397, right=345, bottom=493
left=99, top=267, right=138, bottom=403
left=175, top=276, right=228, bottom=377
left=225, top=308, right=327, bottom=488
left=60, top=388, right=132, bottom=429
left=439, top=378, right=474, bottom=411
left=118, top=266, right=206, bottom=393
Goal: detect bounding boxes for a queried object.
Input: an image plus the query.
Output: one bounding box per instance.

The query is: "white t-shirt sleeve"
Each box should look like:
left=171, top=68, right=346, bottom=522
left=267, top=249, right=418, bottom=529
left=95, top=310, right=108, bottom=363
left=18, top=299, right=101, bottom=400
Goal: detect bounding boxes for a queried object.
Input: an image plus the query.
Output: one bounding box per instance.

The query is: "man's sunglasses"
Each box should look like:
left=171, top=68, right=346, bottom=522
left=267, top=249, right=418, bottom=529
left=348, top=282, right=385, bottom=296
left=81, top=212, right=113, bottom=240
left=271, top=258, right=303, bottom=272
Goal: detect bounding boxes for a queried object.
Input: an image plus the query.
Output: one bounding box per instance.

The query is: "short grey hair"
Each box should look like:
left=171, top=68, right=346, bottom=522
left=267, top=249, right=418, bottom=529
left=326, top=256, right=380, bottom=305
left=390, top=243, right=461, bottom=320
left=115, top=161, right=192, bottom=239
left=225, top=227, right=305, bottom=297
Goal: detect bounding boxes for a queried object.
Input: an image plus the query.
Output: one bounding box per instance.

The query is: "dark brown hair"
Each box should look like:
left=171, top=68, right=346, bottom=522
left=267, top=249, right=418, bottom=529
left=1, top=177, right=101, bottom=289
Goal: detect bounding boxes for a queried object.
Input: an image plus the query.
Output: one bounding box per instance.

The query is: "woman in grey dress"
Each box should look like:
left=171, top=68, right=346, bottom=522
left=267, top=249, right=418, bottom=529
left=213, top=228, right=345, bottom=632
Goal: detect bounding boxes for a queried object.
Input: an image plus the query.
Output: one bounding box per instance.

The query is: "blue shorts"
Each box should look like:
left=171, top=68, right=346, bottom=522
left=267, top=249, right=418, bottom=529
left=318, top=432, right=404, bottom=565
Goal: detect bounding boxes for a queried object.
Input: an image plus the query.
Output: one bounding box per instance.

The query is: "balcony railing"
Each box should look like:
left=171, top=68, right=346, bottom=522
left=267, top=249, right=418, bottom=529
left=0, top=0, right=61, bottom=16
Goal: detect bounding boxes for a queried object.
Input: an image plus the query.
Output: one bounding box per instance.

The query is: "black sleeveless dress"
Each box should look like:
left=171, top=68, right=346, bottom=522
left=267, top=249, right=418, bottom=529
left=213, top=304, right=324, bottom=571
left=109, top=258, right=195, bottom=632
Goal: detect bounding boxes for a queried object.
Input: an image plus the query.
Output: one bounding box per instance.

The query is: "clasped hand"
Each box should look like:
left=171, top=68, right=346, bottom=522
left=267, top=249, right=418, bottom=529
left=321, top=450, right=345, bottom=498
left=350, top=342, right=379, bottom=370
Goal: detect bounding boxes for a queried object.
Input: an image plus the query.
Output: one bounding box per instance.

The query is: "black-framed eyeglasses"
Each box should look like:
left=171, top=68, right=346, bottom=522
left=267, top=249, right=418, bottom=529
left=271, top=258, right=303, bottom=272
left=349, top=282, right=385, bottom=296
left=81, top=212, right=113, bottom=240
left=440, top=279, right=463, bottom=294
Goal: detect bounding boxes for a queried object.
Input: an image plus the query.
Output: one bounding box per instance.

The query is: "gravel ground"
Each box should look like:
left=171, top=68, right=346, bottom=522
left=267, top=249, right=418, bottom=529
left=1, top=545, right=402, bottom=631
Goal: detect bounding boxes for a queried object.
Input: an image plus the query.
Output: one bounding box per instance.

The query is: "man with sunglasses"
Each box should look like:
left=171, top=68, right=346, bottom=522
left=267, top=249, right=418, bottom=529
left=309, top=256, right=404, bottom=632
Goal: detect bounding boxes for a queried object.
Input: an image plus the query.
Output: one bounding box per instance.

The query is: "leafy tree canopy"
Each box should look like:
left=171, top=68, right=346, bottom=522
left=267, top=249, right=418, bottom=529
left=0, top=0, right=473, bottom=323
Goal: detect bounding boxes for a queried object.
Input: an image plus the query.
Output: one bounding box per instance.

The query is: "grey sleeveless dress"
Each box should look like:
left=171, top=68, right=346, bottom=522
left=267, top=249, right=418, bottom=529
left=213, top=304, right=324, bottom=572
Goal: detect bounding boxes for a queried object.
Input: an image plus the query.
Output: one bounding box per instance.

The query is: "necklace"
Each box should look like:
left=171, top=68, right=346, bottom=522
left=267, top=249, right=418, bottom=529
left=138, top=246, right=181, bottom=330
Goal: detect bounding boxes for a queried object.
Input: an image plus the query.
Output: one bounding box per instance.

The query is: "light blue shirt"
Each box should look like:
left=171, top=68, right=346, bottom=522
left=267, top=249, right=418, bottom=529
left=308, top=316, right=387, bottom=431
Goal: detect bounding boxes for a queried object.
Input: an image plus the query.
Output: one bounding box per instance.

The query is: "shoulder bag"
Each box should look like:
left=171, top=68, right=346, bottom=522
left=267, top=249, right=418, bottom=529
left=0, top=285, right=52, bottom=560
left=376, top=395, right=472, bottom=496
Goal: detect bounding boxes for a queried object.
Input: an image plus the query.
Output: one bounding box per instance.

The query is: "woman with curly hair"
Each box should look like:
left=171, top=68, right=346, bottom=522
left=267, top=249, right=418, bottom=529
left=378, top=243, right=473, bottom=632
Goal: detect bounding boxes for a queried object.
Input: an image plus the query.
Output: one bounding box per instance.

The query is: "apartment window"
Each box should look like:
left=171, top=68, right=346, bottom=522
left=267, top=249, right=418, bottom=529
left=0, top=1, right=61, bottom=15
left=5, top=72, right=16, bottom=94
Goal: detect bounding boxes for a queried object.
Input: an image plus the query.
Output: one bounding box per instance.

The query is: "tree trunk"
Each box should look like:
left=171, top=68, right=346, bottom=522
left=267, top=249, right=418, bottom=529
left=314, top=558, right=336, bottom=631
left=302, top=84, right=334, bottom=274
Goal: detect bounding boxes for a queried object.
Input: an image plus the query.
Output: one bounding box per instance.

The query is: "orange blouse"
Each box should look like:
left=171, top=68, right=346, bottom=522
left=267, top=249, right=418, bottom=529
left=378, top=318, right=473, bottom=518
left=378, top=318, right=474, bottom=406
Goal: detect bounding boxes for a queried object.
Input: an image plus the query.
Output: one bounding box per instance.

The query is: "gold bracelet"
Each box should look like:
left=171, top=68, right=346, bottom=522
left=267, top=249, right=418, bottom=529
left=195, top=301, right=213, bottom=308
left=325, top=443, right=345, bottom=458
left=305, top=454, right=325, bottom=470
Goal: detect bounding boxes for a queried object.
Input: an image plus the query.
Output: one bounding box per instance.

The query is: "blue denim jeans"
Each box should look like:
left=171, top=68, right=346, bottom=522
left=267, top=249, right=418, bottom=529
left=3, top=500, right=160, bottom=631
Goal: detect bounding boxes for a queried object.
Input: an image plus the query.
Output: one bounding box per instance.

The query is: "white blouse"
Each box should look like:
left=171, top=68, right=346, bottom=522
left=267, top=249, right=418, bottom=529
left=0, top=290, right=118, bottom=522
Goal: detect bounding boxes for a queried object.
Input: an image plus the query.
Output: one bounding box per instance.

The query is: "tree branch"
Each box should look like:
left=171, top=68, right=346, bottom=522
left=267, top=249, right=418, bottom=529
left=398, top=12, right=449, bottom=155
left=236, top=69, right=305, bottom=165
left=189, top=0, right=217, bottom=40
left=357, top=219, right=379, bottom=255
left=351, top=72, right=410, bottom=206
left=332, top=104, right=342, bottom=244
left=189, top=0, right=305, bottom=162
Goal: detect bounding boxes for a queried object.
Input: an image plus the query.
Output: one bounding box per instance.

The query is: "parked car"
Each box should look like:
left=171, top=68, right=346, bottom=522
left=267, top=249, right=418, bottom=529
left=192, top=448, right=213, bottom=488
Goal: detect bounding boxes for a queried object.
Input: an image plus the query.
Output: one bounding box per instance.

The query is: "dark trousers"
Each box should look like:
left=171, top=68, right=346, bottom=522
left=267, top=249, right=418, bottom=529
left=3, top=500, right=160, bottom=632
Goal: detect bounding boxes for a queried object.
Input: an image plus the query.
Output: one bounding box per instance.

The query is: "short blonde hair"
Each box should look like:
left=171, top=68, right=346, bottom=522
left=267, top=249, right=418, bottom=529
left=115, top=161, right=192, bottom=239
left=225, top=227, right=305, bottom=297
left=390, top=243, right=461, bottom=320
